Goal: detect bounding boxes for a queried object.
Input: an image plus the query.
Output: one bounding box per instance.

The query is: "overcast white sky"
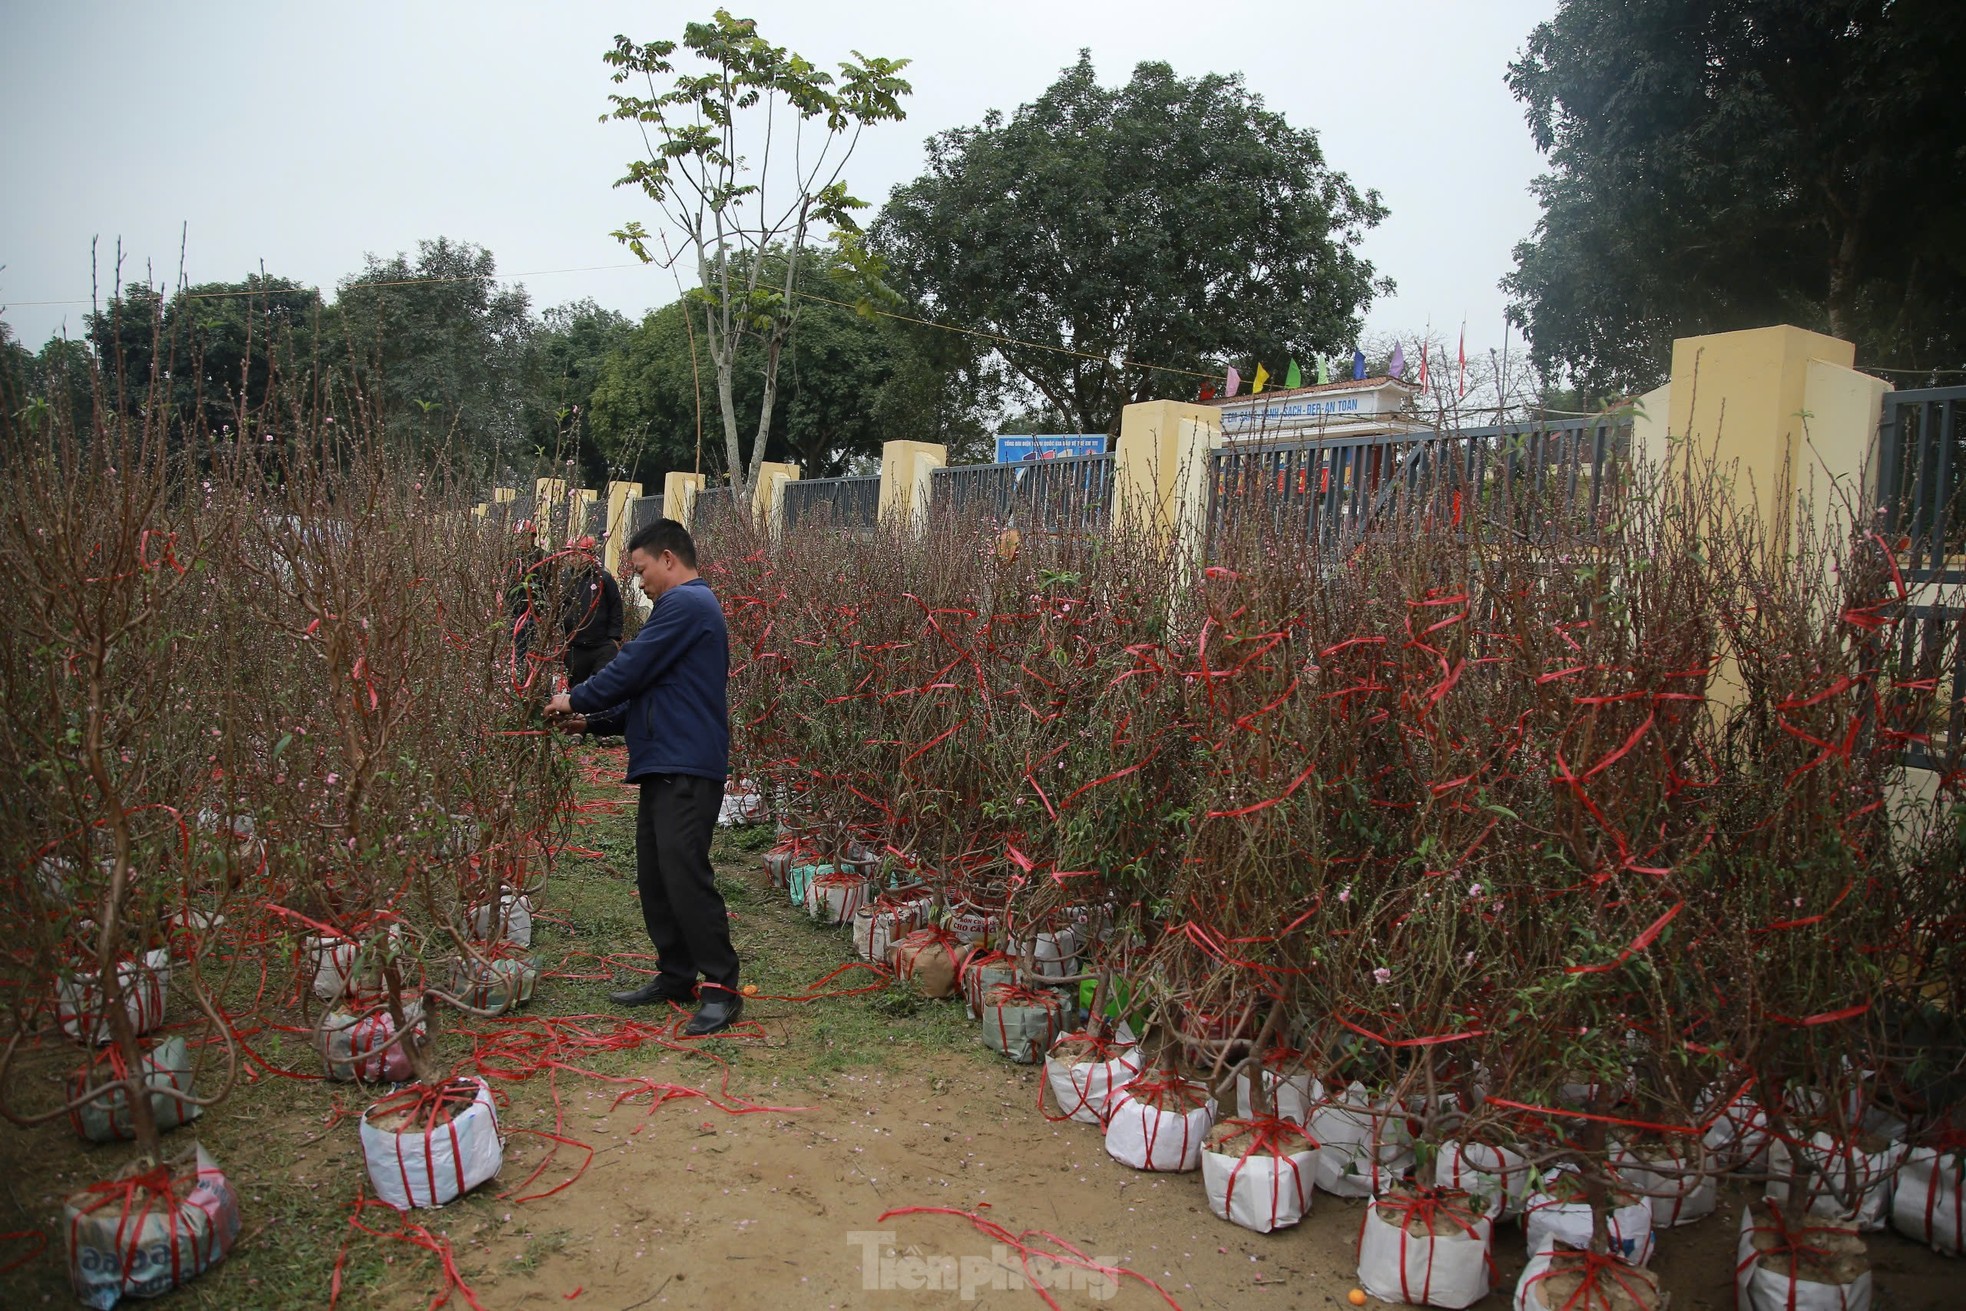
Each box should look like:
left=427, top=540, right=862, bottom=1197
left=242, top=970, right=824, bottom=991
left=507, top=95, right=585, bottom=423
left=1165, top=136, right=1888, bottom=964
left=1, top=0, right=1556, bottom=371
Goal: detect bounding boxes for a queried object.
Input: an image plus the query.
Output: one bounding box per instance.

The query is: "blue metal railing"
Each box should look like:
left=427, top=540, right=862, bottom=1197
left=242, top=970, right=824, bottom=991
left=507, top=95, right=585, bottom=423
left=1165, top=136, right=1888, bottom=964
left=1894, top=602, right=1966, bottom=772
left=783, top=475, right=881, bottom=531
left=930, top=453, right=1114, bottom=533
left=1206, top=416, right=1630, bottom=552
left=1877, top=386, right=1966, bottom=582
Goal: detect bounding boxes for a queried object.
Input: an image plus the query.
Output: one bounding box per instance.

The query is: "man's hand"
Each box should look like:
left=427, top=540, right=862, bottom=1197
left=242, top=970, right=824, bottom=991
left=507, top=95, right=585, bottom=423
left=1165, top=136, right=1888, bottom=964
left=554, top=714, right=587, bottom=735
left=545, top=693, right=573, bottom=717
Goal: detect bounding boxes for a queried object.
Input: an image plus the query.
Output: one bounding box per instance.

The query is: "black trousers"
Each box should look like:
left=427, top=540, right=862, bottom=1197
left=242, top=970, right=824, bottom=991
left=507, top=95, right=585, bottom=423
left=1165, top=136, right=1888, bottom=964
left=635, top=775, right=740, bottom=996
left=566, top=640, right=619, bottom=689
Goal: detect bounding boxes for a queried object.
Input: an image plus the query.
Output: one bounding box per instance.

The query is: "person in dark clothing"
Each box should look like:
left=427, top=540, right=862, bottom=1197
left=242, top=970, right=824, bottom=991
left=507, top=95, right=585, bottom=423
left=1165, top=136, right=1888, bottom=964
left=507, top=548, right=550, bottom=688
left=545, top=518, right=742, bottom=1036
left=561, top=550, right=624, bottom=688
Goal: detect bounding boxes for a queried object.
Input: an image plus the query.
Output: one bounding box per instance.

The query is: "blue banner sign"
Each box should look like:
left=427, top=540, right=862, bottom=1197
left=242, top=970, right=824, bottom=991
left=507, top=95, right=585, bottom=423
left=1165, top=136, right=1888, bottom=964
left=995, top=434, right=1107, bottom=462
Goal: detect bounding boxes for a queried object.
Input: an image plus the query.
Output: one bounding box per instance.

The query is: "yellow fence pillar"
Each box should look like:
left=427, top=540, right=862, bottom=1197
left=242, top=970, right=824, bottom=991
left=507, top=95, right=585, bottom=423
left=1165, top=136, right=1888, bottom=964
left=880, top=441, right=947, bottom=535
left=662, top=471, right=704, bottom=531
left=568, top=487, right=597, bottom=548
left=1115, top=399, right=1222, bottom=564
left=532, top=478, right=566, bottom=550
left=1665, top=325, right=1889, bottom=557
left=603, top=481, right=642, bottom=573
left=754, top=462, right=800, bottom=535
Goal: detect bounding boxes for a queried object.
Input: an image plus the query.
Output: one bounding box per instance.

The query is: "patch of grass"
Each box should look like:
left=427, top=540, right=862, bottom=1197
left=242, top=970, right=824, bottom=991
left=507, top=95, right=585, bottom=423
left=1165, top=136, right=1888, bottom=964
left=0, top=749, right=1008, bottom=1308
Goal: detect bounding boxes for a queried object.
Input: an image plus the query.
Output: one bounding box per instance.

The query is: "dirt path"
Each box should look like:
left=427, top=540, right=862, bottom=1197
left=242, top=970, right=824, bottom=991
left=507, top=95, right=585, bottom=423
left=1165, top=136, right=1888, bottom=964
left=2, top=763, right=1956, bottom=1309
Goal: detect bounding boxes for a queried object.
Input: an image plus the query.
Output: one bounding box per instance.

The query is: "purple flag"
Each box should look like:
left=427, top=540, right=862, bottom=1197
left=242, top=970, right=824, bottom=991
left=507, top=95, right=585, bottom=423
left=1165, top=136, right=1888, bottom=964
left=1224, top=366, right=1242, bottom=398
left=1388, top=342, right=1407, bottom=379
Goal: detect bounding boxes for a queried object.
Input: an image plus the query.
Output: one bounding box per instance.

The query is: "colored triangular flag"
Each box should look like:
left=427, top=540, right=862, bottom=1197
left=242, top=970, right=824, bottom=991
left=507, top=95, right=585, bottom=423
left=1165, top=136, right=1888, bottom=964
left=1225, top=366, right=1241, bottom=398
left=1316, top=356, right=1330, bottom=385
left=1352, top=349, right=1366, bottom=381
left=1418, top=341, right=1429, bottom=389
left=1199, top=382, right=1217, bottom=402
left=1457, top=324, right=1467, bottom=398
left=1284, top=359, right=1302, bottom=389
left=1252, top=362, right=1271, bottom=394
left=1388, top=342, right=1406, bottom=379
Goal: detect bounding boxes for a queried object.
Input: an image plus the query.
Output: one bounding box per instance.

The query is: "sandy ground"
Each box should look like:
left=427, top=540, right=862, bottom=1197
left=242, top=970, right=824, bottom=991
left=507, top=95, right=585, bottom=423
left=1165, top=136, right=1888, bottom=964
left=2, top=807, right=1957, bottom=1310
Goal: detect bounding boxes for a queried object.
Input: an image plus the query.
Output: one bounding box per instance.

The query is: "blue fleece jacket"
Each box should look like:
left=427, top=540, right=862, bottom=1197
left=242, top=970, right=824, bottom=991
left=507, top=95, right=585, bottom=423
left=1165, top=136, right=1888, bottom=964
left=568, top=577, right=729, bottom=781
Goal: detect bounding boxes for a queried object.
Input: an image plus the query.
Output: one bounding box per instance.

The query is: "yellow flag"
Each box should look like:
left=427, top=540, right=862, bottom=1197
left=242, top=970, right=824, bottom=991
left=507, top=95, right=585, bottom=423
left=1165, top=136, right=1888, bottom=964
left=1252, top=362, right=1271, bottom=394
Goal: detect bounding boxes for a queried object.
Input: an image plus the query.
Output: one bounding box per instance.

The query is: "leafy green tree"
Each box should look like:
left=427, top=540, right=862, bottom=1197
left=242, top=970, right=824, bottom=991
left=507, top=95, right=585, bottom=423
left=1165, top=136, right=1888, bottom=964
left=335, top=238, right=536, bottom=471
left=1505, top=0, right=1966, bottom=393
left=874, top=51, right=1390, bottom=438
left=85, top=276, right=323, bottom=433
left=588, top=248, right=995, bottom=483
left=533, top=299, right=636, bottom=486
left=0, top=320, right=36, bottom=408
left=603, top=9, right=911, bottom=499
left=33, top=337, right=95, bottom=428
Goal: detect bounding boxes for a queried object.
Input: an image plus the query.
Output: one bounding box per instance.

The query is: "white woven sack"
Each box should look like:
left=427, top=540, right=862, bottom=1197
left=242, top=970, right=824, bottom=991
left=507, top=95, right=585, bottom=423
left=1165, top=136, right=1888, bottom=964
left=1358, top=1196, right=1493, bottom=1309
left=1699, top=1086, right=1773, bottom=1172
left=851, top=902, right=923, bottom=963
left=1891, top=1145, right=1964, bottom=1255
left=1439, top=1139, right=1531, bottom=1221
left=1736, top=1204, right=1873, bottom=1311
left=1019, top=928, right=1080, bottom=982
left=1233, top=1069, right=1321, bottom=1126
left=318, top=1002, right=424, bottom=1083
left=361, top=1077, right=504, bottom=1209
left=69, top=1036, right=202, bottom=1144
left=1767, top=1128, right=1907, bottom=1232
left=308, top=929, right=399, bottom=1004
left=1104, top=1085, right=1215, bottom=1172
left=65, top=1144, right=240, bottom=1311
left=804, top=872, right=868, bottom=926
left=1310, top=1081, right=1412, bottom=1198
left=1514, top=1241, right=1661, bottom=1311
left=468, top=893, right=534, bottom=948
left=1044, top=1036, right=1141, bottom=1125
left=978, top=990, right=1064, bottom=1064
left=1524, top=1172, right=1654, bottom=1266
left=1613, top=1140, right=1719, bottom=1228
left=58, top=948, right=170, bottom=1045
left=1201, top=1142, right=1314, bottom=1233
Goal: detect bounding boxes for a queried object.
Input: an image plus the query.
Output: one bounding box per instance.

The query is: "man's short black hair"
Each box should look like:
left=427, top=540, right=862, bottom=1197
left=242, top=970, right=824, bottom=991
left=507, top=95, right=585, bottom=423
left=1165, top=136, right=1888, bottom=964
left=626, top=518, right=697, bottom=569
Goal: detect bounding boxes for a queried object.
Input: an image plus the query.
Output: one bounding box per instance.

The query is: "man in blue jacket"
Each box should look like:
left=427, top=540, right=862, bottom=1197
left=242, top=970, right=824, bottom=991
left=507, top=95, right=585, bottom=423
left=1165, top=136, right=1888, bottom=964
left=546, top=518, right=742, bottom=1036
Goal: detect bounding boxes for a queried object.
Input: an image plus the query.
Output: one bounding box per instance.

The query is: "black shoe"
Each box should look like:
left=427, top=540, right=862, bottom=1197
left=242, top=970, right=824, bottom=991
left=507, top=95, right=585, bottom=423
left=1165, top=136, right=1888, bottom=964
left=684, top=994, right=744, bottom=1036
left=610, top=978, right=695, bottom=1007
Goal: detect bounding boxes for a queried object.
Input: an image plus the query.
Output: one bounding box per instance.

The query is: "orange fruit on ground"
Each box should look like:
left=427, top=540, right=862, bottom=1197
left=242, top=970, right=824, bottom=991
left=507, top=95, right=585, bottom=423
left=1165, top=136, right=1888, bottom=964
left=741, top=983, right=759, bottom=997
left=1348, top=1291, right=1367, bottom=1307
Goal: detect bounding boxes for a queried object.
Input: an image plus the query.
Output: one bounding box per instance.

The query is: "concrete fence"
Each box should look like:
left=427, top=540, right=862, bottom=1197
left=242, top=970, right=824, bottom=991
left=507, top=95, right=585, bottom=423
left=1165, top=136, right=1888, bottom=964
left=471, top=325, right=1891, bottom=572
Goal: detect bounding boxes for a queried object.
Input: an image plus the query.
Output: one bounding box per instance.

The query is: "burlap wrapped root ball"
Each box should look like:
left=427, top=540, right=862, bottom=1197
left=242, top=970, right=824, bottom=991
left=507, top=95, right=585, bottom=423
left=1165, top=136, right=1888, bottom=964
left=890, top=928, right=968, bottom=999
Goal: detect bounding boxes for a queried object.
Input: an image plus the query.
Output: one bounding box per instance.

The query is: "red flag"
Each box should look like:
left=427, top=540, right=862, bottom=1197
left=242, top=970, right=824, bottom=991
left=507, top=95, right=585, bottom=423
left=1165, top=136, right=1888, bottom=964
left=1457, top=325, right=1467, bottom=398
left=1199, top=383, right=1217, bottom=402
left=1418, top=342, right=1429, bottom=389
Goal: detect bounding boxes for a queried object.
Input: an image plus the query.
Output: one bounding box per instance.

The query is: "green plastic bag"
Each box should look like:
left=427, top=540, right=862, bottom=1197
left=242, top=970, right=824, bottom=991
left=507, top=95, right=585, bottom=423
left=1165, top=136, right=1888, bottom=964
left=1078, top=976, right=1147, bottom=1033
